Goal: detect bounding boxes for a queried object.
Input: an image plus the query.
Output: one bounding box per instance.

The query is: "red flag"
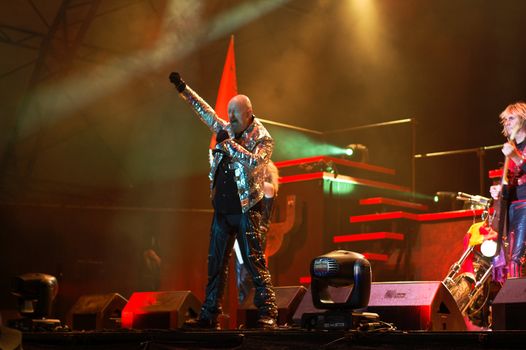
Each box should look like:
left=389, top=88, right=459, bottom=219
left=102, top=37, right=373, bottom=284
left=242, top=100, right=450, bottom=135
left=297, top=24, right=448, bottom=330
left=210, top=35, right=238, bottom=149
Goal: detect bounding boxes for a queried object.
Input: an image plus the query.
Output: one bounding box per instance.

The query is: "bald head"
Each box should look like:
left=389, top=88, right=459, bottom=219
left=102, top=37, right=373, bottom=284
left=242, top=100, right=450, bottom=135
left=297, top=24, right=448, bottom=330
left=228, top=94, right=253, bottom=135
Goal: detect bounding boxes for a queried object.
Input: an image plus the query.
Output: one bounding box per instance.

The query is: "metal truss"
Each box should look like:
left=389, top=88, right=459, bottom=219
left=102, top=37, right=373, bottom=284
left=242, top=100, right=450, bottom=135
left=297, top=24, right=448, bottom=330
left=0, top=0, right=156, bottom=198
left=0, top=0, right=103, bottom=194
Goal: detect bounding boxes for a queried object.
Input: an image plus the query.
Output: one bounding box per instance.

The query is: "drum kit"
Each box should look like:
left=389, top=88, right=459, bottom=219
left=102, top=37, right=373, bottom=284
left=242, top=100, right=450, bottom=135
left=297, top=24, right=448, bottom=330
left=442, top=192, right=501, bottom=327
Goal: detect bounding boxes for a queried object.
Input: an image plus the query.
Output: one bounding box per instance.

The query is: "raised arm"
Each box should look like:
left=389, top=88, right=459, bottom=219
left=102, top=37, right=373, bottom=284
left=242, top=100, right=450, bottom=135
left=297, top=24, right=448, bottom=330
left=169, top=72, right=227, bottom=133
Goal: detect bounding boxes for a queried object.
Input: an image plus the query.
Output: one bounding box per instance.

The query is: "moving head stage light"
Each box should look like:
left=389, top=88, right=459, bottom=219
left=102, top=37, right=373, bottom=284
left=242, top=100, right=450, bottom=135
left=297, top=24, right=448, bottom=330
left=9, top=273, right=63, bottom=331
left=301, top=250, right=379, bottom=330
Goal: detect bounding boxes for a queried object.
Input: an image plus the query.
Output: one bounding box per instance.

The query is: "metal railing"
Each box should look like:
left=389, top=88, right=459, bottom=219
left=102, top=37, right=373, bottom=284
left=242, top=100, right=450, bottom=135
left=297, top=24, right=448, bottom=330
left=414, top=144, right=502, bottom=195
left=262, top=116, right=503, bottom=196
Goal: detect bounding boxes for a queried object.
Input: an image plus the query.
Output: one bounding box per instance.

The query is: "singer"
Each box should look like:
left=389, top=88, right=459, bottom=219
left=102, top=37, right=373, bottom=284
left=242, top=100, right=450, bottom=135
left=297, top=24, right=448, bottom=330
left=489, top=102, right=526, bottom=280
left=168, top=72, right=278, bottom=329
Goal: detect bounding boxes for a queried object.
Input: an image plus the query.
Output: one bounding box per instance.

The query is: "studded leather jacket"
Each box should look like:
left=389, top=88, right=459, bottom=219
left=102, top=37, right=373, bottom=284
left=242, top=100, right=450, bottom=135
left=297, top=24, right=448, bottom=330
left=179, top=86, right=274, bottom=213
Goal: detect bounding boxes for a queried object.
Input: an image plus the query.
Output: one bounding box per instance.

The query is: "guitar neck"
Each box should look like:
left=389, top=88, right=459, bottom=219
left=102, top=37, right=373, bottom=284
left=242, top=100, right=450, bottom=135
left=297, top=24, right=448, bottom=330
left=502, top=129, right=520, bottom=186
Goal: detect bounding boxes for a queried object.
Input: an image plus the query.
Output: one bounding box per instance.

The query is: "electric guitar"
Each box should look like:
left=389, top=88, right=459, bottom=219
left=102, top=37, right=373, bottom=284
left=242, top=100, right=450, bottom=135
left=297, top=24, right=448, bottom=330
left=486, top=124, right=522, bottom=257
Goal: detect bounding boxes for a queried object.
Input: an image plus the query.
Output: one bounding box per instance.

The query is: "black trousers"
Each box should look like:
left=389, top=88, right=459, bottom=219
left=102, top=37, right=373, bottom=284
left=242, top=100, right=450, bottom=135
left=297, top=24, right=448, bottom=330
left=508, top=201, right=526, bottom=276
left=199, top=205, right=277, bottom=321
left=236, top=197, right=273, bottom=304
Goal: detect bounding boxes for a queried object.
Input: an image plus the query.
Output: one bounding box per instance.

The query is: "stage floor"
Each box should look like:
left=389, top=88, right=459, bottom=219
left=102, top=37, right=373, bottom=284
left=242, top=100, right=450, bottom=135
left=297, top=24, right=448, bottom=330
left=19, top=328, right=526, bottom=349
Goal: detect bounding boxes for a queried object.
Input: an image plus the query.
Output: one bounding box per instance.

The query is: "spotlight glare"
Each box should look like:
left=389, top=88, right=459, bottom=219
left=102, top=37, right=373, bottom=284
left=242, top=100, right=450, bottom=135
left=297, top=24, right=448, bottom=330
left=480, top=240, right=498, bottom=258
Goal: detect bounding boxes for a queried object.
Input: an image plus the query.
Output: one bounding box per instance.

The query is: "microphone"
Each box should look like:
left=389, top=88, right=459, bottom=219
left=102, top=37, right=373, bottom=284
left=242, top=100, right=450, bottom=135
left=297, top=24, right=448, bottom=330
left=212, top=129, right=229, bottom=156
left=216, top=129, right=229, bottom=143
left=456, top=192, right=491, bottom=206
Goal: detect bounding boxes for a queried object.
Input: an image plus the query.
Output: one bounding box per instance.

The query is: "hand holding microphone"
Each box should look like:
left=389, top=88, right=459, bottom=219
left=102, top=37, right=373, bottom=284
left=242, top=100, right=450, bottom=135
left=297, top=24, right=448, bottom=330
left=212, top=129, right=230, bottom=156
left=216, top=129, right=229, bottom=143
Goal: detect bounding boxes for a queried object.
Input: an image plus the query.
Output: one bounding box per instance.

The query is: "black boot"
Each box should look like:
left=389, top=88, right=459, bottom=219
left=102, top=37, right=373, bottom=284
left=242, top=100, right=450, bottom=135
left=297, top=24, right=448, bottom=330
left=257, top=316, right=277, bottom=330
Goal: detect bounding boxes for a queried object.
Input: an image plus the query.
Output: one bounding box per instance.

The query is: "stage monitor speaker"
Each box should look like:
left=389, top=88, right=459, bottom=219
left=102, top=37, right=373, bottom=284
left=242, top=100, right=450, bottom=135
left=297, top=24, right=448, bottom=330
left=292, top=285, right=353, bottom=325
left=492, top=277, right=526, bottom=330
left=68, top=293, right=127, bottom=330
left=121, top=291, right=201, bottom=329
left=366, top=281, right=466, bottom=331
left=237, top=286, right=306, bottom=328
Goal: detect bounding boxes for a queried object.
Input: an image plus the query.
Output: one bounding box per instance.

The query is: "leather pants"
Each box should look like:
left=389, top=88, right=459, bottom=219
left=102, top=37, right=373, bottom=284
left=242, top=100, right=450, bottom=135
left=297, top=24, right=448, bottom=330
left=199, top=204, right=277, bottom=322
left=507, top=201, right=526, bottom=277
left=236, top=197, right=274, bottom=305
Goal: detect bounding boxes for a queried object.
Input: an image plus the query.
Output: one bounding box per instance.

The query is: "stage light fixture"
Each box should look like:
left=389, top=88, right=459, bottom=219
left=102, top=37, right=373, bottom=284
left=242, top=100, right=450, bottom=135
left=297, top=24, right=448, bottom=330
left=343, top=144, right=369, bottom=162
left=434, top=191, right=462, bottom=211
left=310, top=250, right=371, bottom=309
left=301, top=250, right=378, bottom=330
left=9, top=273, right=62, bottom=331
left=11, top=273, right=58, bottom=319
